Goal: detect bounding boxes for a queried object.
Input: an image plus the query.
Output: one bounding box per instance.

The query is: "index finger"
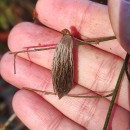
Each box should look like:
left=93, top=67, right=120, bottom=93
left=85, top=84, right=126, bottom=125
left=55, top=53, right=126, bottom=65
left=36, top=0, right=126, bottom=58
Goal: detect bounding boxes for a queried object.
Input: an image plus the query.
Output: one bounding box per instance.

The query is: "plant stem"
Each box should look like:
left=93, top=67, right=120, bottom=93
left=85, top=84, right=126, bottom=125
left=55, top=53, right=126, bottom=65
left=103, top=53, right=129, bottom=130
left=23, top=87, right=113, bottom=98
left=0, top=113, right=16, bottom=130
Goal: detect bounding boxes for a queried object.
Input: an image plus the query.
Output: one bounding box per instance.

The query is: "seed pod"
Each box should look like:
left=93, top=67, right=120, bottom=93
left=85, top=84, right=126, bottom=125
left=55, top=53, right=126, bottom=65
left=52, top=29, right=73, bottom=99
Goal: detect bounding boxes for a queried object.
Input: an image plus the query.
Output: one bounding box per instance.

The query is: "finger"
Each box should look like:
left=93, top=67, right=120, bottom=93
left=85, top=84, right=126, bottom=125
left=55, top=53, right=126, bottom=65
left=36, top=0, right=113, bottom=37
left=36, top=0, right=126, bottom=57
left=108, top=0, right=130, bottom=54
left=13, top=90, right=85, bottom=130
left=1, top=53, right=129, bottom=111
left=1, top=54, right=129, bottom=129
left=7, top=23, right=129, bottom=111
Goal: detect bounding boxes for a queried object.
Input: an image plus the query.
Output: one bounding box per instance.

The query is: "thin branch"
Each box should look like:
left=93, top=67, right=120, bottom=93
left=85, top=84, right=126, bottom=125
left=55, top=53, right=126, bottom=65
left=9, top=46, right=56, bottom=55
left=103, top=53, right=130, bottom=130
left=23, top=87, right=113, bottom=98
left=74, top=36, right=116, bottom=45
left=0, top=113, right=16, bottom=130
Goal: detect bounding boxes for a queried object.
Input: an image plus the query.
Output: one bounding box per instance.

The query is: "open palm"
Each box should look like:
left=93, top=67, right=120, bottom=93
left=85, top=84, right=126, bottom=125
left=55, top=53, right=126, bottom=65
left=0, top=0, right=129, bottom=130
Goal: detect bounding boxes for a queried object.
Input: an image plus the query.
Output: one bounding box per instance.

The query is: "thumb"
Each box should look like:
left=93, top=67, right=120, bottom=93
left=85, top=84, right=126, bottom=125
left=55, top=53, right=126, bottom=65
left=108, top=0, right=130, bottom=54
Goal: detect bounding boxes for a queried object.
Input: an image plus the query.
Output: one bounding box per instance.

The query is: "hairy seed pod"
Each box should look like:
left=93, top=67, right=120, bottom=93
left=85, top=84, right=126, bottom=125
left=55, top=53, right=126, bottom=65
left=52, top=29, right=73, bottom=99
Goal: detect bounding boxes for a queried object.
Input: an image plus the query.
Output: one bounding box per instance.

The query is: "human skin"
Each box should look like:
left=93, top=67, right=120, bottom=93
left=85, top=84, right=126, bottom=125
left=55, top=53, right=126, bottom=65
left=0, top=0, right=130, bottom=130
left=108, top=0, right=130, bottom=54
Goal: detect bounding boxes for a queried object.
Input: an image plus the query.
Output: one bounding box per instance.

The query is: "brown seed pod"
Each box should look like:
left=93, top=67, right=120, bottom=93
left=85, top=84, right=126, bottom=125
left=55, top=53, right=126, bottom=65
left=52, top=29, right=73, bottom=99
left=10, top=28, right=116, bottom=99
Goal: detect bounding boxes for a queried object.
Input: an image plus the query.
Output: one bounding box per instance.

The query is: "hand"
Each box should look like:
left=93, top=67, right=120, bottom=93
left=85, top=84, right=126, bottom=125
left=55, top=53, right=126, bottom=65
left=0, top=0, right=129, bottom=130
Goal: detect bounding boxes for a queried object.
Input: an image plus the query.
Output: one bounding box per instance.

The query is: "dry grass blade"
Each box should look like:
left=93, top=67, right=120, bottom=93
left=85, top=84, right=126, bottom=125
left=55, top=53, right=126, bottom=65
left=0, top=113, right=16, bottom=130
